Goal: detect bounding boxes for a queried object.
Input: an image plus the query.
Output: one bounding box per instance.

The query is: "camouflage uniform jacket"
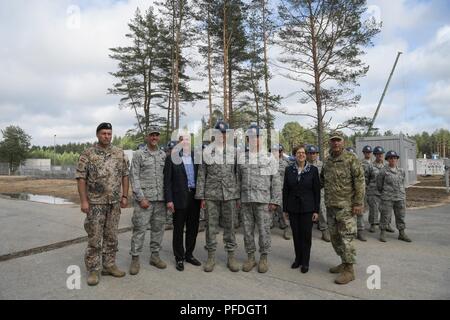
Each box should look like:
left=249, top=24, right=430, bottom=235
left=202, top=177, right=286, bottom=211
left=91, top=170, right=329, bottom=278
left=320, top=150, right=366, bottom=209
left=237, top=152, right=281, bottom=205
left=361, top=159, right=372, bottom=186
left=195, top=150, right=239, bottom=201
left=377, top=165, right=406, bottom=201
left=278, top=156, right=291, bottom=181
left=308, top=159, right=323, bottom=175
left=130, top=146, right=166, bottom=202
left=366, top=160, right=385, bottom=196
left=76, top=144, right=129, bottom=204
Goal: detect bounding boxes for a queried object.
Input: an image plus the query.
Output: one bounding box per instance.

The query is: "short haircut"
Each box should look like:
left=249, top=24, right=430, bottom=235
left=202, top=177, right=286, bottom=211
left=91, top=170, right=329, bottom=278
left=292, top=144, right=306, bottom=155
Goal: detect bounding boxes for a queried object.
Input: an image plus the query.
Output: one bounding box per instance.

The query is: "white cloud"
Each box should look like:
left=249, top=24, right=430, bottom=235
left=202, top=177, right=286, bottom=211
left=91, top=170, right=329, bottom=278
left=1, top=0, right=450, bottom=147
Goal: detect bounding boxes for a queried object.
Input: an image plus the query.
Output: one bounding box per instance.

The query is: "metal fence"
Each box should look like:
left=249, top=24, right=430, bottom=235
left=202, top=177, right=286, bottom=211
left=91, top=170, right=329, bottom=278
left=18, top=165, right=76, bottom=179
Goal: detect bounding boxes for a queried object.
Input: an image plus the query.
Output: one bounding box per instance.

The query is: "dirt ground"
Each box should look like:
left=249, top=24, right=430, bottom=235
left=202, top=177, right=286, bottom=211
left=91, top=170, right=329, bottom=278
left=0, top=175, right=448, bottom=209
left=415, top=175, right=447, bottom=187
left=0, top=176, right=133, bottom=206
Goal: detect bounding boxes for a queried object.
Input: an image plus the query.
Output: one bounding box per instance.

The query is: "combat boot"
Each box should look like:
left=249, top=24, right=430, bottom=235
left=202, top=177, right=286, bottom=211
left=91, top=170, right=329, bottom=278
left=398, top=230, right=412, bottom=242
left=258, top=254, right=269, bottom=273
left=129, top=256, right=140, bottom=275
left=242, top=253, right=257, bottom=272
left=283, top=228, right=291, bottom=240
left=150, top=253, right=167, bottom=269
left=329, top=263, right=345, bottom=274
left=357, top=230, right=367, bottom=241
left=101, top=265, right=126, bottom=277
left=385, top=224, right=395, bottom=233
left=87, top=271, right=100, bottom=286
left=334, top=263, right=355, bottom=285
left=369, top=224, right=376, bottom=233
left=227, top=252, right=240, bottom=272
left=321, top=230, right=331, bottom=242
left=379, top=230, right=387, bottom=242
left=204, top=251, right=216, bottom=272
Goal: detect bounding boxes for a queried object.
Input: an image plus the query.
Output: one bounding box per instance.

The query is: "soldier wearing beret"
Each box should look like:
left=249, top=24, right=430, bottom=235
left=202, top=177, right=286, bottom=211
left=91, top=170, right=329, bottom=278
left=76, top=122, right=130, bottom=286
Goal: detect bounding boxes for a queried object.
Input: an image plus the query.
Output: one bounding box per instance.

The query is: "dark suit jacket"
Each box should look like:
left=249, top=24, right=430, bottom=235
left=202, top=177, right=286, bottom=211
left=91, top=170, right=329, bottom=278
left=283, top=164, right=320, bottom=214
left=164, top=151, right=199, bottom=210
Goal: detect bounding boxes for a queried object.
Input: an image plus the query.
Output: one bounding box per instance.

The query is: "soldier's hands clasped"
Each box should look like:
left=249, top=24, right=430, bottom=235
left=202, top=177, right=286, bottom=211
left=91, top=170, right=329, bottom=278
left=352, top=206, right=364, bottom=216
left=268, top=204, right=277, bottom=212
left=139, top=199, right=150, bottom=209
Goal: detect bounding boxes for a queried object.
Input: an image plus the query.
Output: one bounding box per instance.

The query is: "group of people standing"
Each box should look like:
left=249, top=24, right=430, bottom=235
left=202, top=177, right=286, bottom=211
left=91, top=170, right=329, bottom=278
left=76, top=121, right=411, bottom=287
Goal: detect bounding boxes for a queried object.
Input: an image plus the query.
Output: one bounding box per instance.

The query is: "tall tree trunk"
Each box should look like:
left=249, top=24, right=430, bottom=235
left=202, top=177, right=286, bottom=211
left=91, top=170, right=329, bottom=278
left=250, top=62, right=260, bottom=127
left=166, top=88, right=172, bottom=139
left=262, top=0, right=271, bottom=144
left=308, top=2, right=324, bottom=160
left=207, top=1, right=213, bottom=128
left=223, top=2, right=229, bottom=122
left=228, top=58, right=233, bottom=127
left=174, top=0, right=184, bottom=130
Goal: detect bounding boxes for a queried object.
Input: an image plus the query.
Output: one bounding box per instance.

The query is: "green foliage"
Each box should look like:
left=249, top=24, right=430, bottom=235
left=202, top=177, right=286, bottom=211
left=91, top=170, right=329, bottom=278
left=28, top=149, right=80, bottom=166
left=280, top=122, right=316, bottom=154
left=0, top=126, right=31, bottom=172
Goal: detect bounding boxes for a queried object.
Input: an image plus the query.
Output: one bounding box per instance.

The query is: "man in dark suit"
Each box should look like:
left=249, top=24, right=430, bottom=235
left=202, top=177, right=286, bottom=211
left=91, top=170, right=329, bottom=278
left=164, top=134, right=202, bottom=271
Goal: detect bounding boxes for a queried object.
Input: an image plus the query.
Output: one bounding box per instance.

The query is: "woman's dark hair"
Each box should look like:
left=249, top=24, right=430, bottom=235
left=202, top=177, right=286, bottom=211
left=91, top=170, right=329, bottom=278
left=292, top=144, right=306, bottom=156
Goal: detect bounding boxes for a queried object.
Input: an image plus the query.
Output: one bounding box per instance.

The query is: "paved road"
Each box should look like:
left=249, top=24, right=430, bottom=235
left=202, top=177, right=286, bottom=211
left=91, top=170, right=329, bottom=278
left=0, top=197, right=449, bottom=299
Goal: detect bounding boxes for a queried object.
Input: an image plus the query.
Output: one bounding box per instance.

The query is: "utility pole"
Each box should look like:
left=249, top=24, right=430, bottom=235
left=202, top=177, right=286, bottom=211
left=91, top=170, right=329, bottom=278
left=366, top=51, right=402, bottom=135
left=53, top=134, right=56, bottom=169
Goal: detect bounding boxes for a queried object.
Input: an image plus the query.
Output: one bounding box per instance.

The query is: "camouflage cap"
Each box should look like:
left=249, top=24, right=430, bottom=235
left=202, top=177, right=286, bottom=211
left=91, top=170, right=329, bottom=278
left=146, top=126, right=160, bottom=135
left=329, top=131, right=344, bottom=141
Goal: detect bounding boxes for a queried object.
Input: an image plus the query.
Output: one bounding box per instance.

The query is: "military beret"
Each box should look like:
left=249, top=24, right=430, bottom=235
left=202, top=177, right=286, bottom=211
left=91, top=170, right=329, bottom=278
left=96, top=122, right=112, bottom=133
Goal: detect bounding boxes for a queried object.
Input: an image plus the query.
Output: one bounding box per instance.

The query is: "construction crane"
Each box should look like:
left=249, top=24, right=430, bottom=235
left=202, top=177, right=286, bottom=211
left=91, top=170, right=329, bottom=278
left=366, top=51, right=403, bottom=135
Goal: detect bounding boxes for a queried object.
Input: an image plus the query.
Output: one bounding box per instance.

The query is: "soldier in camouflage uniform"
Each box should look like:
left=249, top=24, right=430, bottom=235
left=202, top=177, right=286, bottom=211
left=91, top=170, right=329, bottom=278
left=377, top=151, right=412, bottom=243
left=306, top=145, right=330, bottom=242
left=164, top=141, right=178, bottom=231
left=129, top=127, right=168, bottom=275
left=357, top=145, right=374, bottom=241
left=271, top=144, right=292, bottom=241
left=321, top=133, right=365, bottom=285
left=366, top=146, right=393, bottom=233
left=76, top=122, right=129, bottom=286
left=237, top=124, right=282, bottom=274
left=196, top=120, right=240, bottom=272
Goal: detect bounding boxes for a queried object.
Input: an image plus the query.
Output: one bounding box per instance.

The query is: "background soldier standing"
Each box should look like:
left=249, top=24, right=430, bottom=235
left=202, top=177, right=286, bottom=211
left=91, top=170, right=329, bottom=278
left=357, top=145, right=374, bottom=241
left=271, top=144, right=292, bottom=240
left=306, top=145, right=330, bottom=242
left=76, top=122, right=129, bottom=286
left=377, top=151, right=412, bottom=243
left=321, top=133, right=365, bottom=285
left=366, top=146, right=394, bottom=233
left=196, top=120, right=240, bottom=273
left=129, top=127, right=167, bottom=275
left=238, top=125, right=281, bottom=274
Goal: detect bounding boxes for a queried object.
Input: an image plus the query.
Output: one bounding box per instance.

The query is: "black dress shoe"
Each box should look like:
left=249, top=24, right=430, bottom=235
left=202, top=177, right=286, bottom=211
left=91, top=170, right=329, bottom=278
left=301, top=266, right=309, bottom=273
left=185, top=256, right=201, bottom=266
left=176, top=260, right=184, bottom=271
left=291, top=261, right=301, bottom=269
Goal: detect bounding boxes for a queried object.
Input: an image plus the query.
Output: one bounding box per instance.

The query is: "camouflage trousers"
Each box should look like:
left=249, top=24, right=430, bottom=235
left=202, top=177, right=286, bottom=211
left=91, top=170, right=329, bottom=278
left=357, top=214, right=365, bottom=232
left=84, top=203, right=121, bottom=272
left=130, top=201, right=166, bottom=256
left=272, top=205, right=289, bottom=229
left=166, top=210, right=173, bottom=225
left=204, top=200, right=237, bottom=252
left=380, top=200, right=406, bottom=231
left=367, top=195, right=381, bottom=225
left=327, top=207, right=357, bottom=264
left=241, top=203, right=272, bottom=255
left=317, top=190, right=328, bottom=231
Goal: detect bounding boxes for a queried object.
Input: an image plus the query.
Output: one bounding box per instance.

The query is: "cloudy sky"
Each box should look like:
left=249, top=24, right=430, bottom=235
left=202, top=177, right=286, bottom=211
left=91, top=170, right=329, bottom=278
left=0, top=0, right=449, bottom=146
